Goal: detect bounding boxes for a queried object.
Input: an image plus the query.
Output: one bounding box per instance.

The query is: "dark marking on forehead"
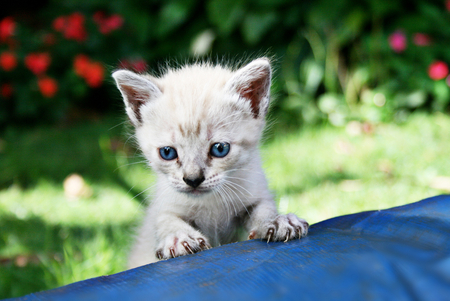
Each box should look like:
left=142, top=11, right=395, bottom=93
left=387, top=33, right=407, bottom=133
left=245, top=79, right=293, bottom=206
left=179, top=122, right=203, bottom=138
left=195, top=122, right=201, bottom=136
left=235, top=139, right=254, bottom=149
left=178, top=124, right=185, bottom=136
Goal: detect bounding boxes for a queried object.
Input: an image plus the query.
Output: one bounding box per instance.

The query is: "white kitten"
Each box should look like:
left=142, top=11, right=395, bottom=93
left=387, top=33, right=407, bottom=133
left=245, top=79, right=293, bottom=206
left=112, top=58, right=309, bottom=269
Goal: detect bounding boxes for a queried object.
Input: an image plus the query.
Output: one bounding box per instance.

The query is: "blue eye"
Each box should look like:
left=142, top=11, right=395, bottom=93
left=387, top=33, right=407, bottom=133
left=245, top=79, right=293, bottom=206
left=210, top=142, right=230, bottom=158
left=159, top=147, right=178, bottom=160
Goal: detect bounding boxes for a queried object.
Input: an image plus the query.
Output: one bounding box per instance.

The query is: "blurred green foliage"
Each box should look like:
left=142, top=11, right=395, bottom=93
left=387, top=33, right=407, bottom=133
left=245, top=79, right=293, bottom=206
left=1, top=0, right=450, bottom=129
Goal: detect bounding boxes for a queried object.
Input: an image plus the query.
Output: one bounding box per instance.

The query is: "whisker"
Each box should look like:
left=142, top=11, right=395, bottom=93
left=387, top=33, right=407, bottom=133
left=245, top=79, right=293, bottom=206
left=225, top=168, right=265, bottom=176
left=213, top=188, right=231, bottom=221
left=223, top=179, right=254, bottom=198
left=218, top=184, right=237, bottom=216
left=108, top=120, right=129, bottom=131
left=225, top=175, right=257, bottom=185
left=114, top=160, right=148, bottom=172
left=222, top=182, right=251, bottom=217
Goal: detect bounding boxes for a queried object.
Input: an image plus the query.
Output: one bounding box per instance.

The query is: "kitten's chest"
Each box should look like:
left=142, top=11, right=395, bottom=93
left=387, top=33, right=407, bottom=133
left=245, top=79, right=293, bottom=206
left=186, top=207, right=244, bottom=246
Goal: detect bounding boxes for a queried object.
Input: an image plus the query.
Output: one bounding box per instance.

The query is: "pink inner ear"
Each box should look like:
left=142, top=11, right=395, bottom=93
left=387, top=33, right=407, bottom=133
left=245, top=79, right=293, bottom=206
left=239, top=77, right=269, bottom=118
left=122, top=84, right=149, bottom=123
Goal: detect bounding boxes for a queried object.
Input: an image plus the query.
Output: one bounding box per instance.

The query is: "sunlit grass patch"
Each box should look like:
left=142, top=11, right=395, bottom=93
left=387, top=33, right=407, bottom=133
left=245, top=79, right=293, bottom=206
left=264, top=112, right=450, bottom=223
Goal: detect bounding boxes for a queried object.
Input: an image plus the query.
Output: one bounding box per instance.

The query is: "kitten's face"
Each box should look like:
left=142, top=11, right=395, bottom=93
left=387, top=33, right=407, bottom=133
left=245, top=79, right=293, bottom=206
left=113, top=59, right=271, bottom=196
left=136, top=92, right=261, bottom=196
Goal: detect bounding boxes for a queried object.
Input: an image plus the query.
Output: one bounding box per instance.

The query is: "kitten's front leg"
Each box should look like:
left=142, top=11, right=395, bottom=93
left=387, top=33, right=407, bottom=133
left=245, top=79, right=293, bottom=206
left=247, top=199, right=309, bottom=242
left=155, top=214, right=211, bottom=260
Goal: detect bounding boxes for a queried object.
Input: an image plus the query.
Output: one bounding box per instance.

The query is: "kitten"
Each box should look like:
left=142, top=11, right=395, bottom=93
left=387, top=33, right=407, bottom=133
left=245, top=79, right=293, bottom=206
left=112, top=58, right=309, bottom=269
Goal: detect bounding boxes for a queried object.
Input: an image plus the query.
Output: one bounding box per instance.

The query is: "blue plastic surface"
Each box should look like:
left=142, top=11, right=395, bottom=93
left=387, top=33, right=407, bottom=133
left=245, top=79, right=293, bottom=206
left=9, top=195, right=450, bottom=301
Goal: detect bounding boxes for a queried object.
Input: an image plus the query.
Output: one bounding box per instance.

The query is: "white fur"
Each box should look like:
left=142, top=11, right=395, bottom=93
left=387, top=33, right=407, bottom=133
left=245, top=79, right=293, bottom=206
left=112, top=58, right=309, bottom=269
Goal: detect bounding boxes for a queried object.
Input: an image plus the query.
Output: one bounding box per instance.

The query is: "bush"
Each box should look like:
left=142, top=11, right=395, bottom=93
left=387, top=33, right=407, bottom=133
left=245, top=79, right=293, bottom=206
left=1, top=0, right=450, bottom=130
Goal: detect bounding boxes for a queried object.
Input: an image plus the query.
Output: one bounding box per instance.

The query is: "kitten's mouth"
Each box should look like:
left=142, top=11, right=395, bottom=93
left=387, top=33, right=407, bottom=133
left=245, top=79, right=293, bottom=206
left=184, top=187, right=210, bottom=196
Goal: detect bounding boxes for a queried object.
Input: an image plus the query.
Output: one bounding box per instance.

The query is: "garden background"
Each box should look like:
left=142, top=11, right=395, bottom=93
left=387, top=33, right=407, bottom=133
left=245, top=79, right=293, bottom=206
left=1, top=0, right=450, bottom=298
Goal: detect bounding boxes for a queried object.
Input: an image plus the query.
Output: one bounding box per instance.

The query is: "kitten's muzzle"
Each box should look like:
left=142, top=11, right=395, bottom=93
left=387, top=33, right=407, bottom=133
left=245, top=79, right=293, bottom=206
left=183, top=176, right=205, bottom=188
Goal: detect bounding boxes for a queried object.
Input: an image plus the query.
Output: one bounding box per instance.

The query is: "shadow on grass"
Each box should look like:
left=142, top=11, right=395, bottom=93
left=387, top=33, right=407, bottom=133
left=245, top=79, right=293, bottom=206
left=0, top=214, right=135, bottom=299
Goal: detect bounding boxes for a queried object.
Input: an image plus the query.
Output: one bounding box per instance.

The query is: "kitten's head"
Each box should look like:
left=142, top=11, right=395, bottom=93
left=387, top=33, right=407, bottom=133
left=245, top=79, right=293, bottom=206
left=112, top=58, right=271, bottom=196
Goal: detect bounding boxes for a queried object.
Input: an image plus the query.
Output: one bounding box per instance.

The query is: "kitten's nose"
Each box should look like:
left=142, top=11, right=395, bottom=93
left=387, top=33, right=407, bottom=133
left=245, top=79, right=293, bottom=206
left=183, top=176, right=205, bottom=188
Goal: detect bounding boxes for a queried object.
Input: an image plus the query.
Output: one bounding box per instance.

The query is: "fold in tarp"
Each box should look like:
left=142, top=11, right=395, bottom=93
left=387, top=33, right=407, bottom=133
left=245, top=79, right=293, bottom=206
left=9, top=195, right=450, bottom=301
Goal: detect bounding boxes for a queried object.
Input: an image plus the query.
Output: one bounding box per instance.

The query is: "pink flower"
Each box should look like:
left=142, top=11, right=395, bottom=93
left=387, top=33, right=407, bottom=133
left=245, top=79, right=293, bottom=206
left=413, top=33, right=431, bottom=46
left=388, top=31, right=407, bottom=53
left=446, top=75, right=450, bottom=87
left=428, top=61, right=449, bottom=80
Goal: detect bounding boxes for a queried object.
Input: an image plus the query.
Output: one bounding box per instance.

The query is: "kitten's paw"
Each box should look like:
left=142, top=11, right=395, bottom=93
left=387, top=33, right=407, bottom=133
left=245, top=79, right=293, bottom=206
left=248, top=213, right=309, bottom=242
left=155, top=232, right=211, bottom=260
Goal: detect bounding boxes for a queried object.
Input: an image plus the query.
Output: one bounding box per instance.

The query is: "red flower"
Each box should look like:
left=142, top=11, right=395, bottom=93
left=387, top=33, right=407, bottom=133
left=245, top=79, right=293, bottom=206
left=53, top=13, right=87, bottom=42
left=413, top=33, right=431, bottom=46
left=53, top=16, right=66, bottom=32
left=1, top=83, right=13, bottom=98
left=84, top=62, right=104, bottom=88
left=428, top=61, right=449, bottom=80
left=65, top=13, right=87, bottom=41
left=0, top=17, right=15, bottom=42
left=118, top=59, right=130, bottom=69
left=93, top=12, right=124, bottom=34
left=0, top=51, right=17, bottom=71
left=446, top=0, right=450, bottom=12
left=131, top=59, right=147, bottom=73
left=388, top=31, right=407, bottom=53
left=118, top=58, right=147, bottom=72
left=25, top=52, right=51, bottom=75
left=73, top=55, right=104, bottom=87
left=73, top=54, right=90, bottom=77
left=38, top=77, right=58, bottom=98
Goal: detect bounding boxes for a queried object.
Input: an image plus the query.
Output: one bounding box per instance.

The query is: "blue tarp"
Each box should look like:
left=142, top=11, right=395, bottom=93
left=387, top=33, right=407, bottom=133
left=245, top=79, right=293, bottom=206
left=9, top=195, right=450, bottom=301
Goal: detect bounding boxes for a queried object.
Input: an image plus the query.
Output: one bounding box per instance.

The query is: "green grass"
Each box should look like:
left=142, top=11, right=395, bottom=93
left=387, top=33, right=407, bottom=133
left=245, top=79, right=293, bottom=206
left=264, top=112, right=450, bottom=223
left=1, top=112, right=450, bottom=298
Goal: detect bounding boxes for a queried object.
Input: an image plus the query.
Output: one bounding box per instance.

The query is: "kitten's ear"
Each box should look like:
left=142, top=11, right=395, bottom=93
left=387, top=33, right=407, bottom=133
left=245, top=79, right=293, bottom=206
left=112, top=70, right=162, bottom=126
left=225, top=58, right=272, bottom=118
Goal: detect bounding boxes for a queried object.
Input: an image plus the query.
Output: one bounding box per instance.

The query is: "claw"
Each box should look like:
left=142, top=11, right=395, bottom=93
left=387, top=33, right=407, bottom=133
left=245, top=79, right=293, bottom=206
left=183, top=241, right=194, bottom=254
left=267, top=228, right=274, bottom=243
left=198, top=238, right=210, bottom=250
left=169, top=247, right=176, bottom=258
left=181, top=241, right=194, bottom=254
left=297, top=227, right=303, bottom=239
left=156, top=250, right=163, bottom=260
left=284, top=229, right=291, bottom=242
left=248, top=230, right=257, bottom=240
